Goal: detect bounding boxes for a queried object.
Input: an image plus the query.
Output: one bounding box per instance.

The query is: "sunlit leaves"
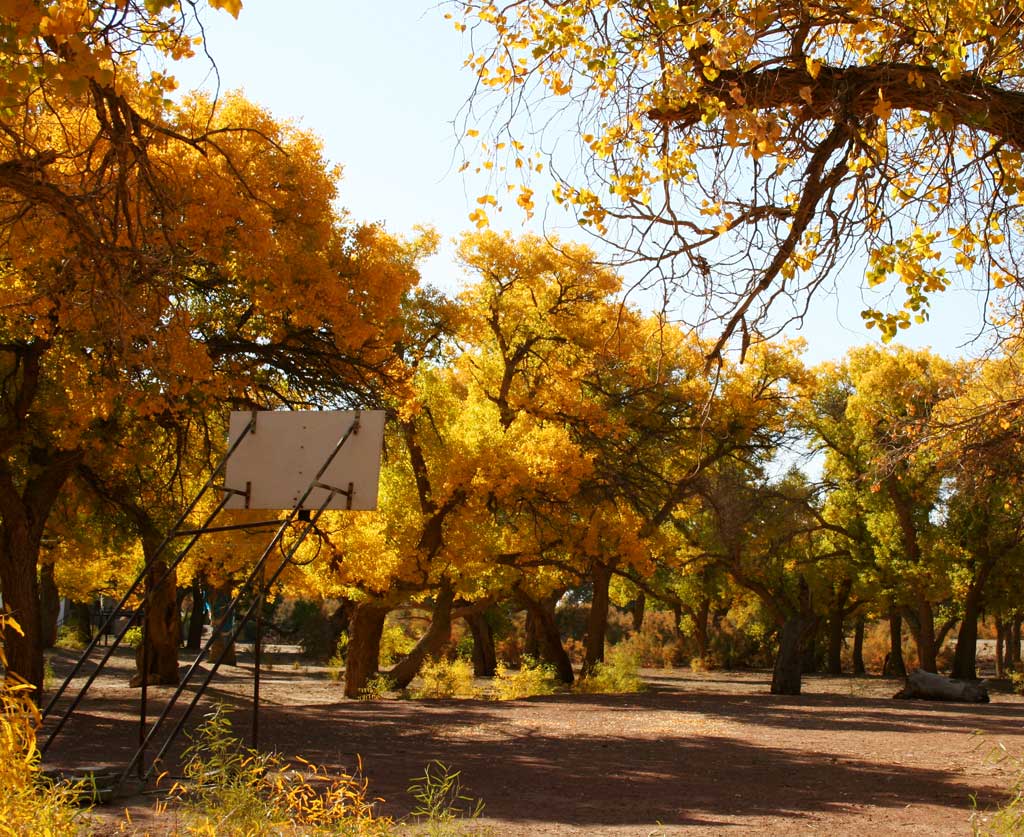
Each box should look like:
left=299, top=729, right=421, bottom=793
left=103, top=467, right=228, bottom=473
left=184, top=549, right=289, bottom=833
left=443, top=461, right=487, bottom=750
left=457, top=0, right=1024, bottom=349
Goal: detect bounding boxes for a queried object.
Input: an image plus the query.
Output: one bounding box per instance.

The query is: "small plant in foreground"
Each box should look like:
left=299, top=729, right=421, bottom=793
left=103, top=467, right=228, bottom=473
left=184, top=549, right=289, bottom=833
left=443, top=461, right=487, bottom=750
left=174, top=704, right=393, bottom=835
left=359, top=674, right=396, bottom=701
left=406, top=760, right=485, bottom=837
left=575, top=642, right=644, bottom=695
left=492, top=659, right=557, bottom=700
left=971, top=742, right=1024, bottom=836
left=411, top=658, right=477, bottom=700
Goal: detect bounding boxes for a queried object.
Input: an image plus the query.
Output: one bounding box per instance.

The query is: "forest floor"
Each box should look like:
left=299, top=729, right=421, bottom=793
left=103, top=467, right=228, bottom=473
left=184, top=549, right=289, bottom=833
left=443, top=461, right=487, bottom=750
left=40, top=645, right=1024, bottom=836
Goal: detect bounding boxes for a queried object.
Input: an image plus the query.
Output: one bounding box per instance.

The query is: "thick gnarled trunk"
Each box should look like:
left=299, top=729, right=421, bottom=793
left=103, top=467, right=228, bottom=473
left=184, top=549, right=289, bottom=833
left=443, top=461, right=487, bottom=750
left=466, top=610, right=497, bottom=677
left=0, top=448, right=79, bottom=701
left=582, top=561, right=612, bottom=676
left=39, top=560, right=59, bottom=649
left=518, top=590, right=573, bottom=684
left=0, top=521, right=44, bottom=697
left=772, top=615, right=805, bottom=695
left=884, top=607, right=907, bottom=677
left=852, top=615, right=866, bottom=676
left=388, top=584, right=455, bottom=689
left=344, top=602, right=388, bottom=698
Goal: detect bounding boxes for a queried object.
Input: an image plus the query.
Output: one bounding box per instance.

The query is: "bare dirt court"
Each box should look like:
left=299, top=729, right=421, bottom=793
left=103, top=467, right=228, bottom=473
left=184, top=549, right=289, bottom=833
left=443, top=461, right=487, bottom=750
left=42, top=648, right=1024, bottom=836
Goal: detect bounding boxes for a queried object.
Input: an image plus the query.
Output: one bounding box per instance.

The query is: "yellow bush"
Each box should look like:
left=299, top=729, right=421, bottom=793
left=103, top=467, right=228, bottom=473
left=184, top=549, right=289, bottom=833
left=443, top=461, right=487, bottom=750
left=492, top=659, right=558, bottom=700
left=0, top=615, right=87, bottom=836
left=575, top=641, right=644, bottom=695
left=411, top=658, right=477, bottom=700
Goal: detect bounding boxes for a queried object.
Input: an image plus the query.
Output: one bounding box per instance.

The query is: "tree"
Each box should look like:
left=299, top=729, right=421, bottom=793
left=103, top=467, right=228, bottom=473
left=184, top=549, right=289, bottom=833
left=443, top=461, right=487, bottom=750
left=0, top=83, right=424, bottom=696
left=457, top=0, right=1024, bottom=359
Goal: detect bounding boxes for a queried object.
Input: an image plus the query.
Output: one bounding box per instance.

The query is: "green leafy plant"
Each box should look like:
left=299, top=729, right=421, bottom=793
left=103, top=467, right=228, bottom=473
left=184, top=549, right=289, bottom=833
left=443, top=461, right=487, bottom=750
left=575, top=641, right=644, bottom=694
left=123, top=626, right=143, bottom=649
left=358, top=674, right=396, bottom=701
left=327, top=633, right=349, bottom=682
left=492, top=659, right=557, bottom=700
left=411, top=659, right=477, bottom=700
left=54, top=625, right=87, bottom=652
left=406, top=761, right=484, bottom=837
left=1009, top=671, right=1024, bottom=696
left=379, top=623, right=418, bottom=667
left=971, top=743, right=1024, bottom=836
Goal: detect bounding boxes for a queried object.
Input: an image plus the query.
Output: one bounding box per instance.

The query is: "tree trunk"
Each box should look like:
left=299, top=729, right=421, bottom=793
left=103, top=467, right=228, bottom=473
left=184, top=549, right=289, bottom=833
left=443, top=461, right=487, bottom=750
left=826, top=579, right=852, bottom=676
left=995, top=617, right=1005, bottom=678
left=68, top=600, right=92, bottom=645
left=582, top=562, right=612, bottom=676
left=883, top=607, right=907, bottom=677
left=466, top=610, right=497, bottom=677
left=771, top=615, right=804, bottom=695
left=912, top=597, right=938, bottom=673
left=133, top=557, right=180, bottom=686
left=185, top=574, right=205, bottom=651
left=343, top=602, right=388, bottom=698
left=630, top=592, right=646, bottom=633
left=523, top=605, right=540, bottom=660
left=826, top=612, right=843, bottom=675
left=0, top=447, right=79, bottom=701
left=517, top=590, right=573, bottom=684
left=0, top=522, right=44, bottom=697
left=952, top=584, right=984, bottom=680
left=852, top=615, right=866, bottom=676
left=206, top=578, right=236, bottom=667
left=39, top=561, right=59, bottom=649
left=1003, top=610, right=1019, bottom=667
left=895, top=668, right=989, bottom=703
left=694, top=596, right=711, bottom=659
left=388, top=584, right=455, bottom=689
left=671, top=603, right=683, bottom=640
left=801, top=629, right=819, bottom=674
left=131, top=526, right=181, bottom=686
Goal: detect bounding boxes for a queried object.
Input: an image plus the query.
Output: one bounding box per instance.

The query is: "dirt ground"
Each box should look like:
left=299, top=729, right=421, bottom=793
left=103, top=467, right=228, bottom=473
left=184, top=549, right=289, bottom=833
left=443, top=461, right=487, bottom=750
left=40, top=646, right=1024, bottom=836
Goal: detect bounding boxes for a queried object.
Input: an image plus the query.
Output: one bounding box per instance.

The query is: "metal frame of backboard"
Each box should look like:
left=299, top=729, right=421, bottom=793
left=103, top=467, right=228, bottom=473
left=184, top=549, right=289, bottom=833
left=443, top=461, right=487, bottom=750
left=42, top=409, right=385, bottom=789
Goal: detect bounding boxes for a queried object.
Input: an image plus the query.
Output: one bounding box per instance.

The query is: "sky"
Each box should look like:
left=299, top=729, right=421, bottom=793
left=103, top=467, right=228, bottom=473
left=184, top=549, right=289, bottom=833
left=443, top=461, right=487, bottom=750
left=173, top=1, right=995, bottom=366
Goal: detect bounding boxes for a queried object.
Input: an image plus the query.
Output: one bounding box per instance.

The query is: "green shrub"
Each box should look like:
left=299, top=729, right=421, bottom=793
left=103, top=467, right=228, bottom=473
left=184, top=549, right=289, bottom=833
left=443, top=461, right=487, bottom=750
left=1009, top=671, right=1024, bottom=696
left=359, top=674, right=396, bottom=701
left=411, top=659, right=477, bottom=700
left=327, top=633, right=349, bottom=682
left=123, top=626, right=143, bottom=649
left=575, top=641, right=644, bottom=694
left=972, top=744, right=1024, bottom=836
left=380, top=623, right=418, bottom=667
left=406, top=760, right=484, bottom=837
left=54, top=625, right=87, bottom=652
left=492, top=659, right=558, bottom=700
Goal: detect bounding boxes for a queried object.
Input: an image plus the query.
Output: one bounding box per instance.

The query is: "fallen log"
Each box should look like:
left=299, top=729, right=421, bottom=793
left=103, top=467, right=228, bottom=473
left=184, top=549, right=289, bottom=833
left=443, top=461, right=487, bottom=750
left=894, top=668, right=989, bottom=703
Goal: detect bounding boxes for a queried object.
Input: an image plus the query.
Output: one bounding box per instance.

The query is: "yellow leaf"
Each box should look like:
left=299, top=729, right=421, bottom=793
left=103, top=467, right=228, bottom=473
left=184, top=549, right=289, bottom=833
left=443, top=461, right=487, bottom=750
left=207, top=0, right=242, bottom=18
left=872, top=90, right=891, bottom=120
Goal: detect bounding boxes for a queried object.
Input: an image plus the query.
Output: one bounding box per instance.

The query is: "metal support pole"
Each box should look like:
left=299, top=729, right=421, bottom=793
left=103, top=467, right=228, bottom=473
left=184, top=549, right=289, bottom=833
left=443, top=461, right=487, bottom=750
left=138, top=611, right=148, bottom=779
left=252, top=566, right=263, bottom=751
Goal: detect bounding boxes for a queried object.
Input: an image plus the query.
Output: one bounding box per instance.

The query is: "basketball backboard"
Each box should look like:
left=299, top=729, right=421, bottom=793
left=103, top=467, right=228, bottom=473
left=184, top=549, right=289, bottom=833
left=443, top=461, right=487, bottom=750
left=224, top=410, right=385, bottom=511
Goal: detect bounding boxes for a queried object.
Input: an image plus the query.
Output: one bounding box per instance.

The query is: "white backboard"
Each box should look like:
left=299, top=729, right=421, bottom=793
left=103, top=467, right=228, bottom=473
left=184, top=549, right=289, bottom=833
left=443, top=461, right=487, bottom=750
left=224, top=410, right=385, bottom=511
